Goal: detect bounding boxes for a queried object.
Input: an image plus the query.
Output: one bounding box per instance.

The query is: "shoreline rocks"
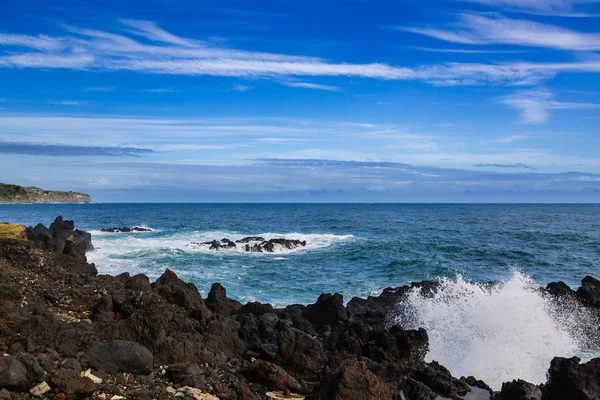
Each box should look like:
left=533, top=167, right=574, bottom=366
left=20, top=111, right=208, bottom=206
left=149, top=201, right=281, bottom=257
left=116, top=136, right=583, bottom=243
left=0, top=216, right=599, bottom=399
left=100, top=227, right=153, bottom=233
left=191, top=237, right=307, bottom=253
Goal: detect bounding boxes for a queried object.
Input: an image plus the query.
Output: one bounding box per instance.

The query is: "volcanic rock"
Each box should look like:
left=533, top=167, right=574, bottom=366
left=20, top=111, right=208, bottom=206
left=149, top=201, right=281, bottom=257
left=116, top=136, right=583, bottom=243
left=84, top=340, right=153, bottom=375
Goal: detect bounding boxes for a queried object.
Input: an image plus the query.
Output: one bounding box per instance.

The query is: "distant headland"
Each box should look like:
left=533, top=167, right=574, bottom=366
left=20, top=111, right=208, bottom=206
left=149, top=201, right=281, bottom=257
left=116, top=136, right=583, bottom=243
left=0, top=183, right=92, bottom=204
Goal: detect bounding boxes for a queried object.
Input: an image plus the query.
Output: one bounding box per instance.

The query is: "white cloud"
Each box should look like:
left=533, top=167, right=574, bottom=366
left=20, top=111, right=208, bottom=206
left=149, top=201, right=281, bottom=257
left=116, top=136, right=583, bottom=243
left=280, top=81, right=342, bottom=91
left=500, top=89, right=599, bottom=123
left=461, top=0, right=600, bottom=16
left=495, top=135, right=530, bottom=143
left=0, top=33, right=65, bottom=51
left=229, top=84, right=253, bottom=92
left=0, top=19, right=599, bottom=87
left=142, top=88, right=178, bottom=93
left=120, top=19, right=199, bottom=47
left=404, top=14, right=600, bottom=50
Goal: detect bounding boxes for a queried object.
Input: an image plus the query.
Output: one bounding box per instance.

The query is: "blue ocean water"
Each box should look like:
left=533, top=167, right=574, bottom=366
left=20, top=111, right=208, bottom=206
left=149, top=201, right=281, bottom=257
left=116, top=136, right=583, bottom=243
left=1, top=203, right=599, bottom=306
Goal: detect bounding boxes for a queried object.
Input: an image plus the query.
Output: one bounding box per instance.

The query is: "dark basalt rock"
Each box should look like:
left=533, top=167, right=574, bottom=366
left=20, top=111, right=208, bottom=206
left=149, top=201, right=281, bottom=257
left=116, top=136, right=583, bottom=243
left=100, top=227, right=152, bottom=233
left=495, top=379, right=542, bottom=400
left=206, top=283, right=242, bottom=316
left=321, top=359, right=393, bottom=400
left=165, top=363, right=205, bottom=388
left=152, top=269, right=207, bottom=312
left=194, top=237, right=307, bottom=253
left=84, top=340, right=153, bottom=375
left=542, top=357, right=600, bottom=400
left=576, top=276, right=600, bottom=308
left=546, top=281, right=575, bottom=298
left=51, top=368, right=96, bottom=399
left=241, top=360, right=302, bottom=393
left=25, top=216, right=96, bottom=274
left=0, top=355, right=46, bottom=391
left=304, top=293, right=348, bottom=333
left=236, top=236, right=266, bottom=243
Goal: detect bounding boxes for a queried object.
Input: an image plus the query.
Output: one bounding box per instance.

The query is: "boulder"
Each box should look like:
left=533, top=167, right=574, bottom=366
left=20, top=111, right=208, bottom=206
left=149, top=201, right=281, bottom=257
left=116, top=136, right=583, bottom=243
left=0, top=355, right=46, bottom=391
left=152, top=269, right=206, bottom=311
left=546, top=281, right=575, bottom=298
left=84, top=340, right=153, bottom=375
left=495, top=379, right=542, bottom=400
left=321, top=359, right=393, bottom=400
left=543, top=357, right=600, bottom=400
left=165, top=363, right=205, bottom=388
left=304, top=293, right=348, bottom=333
left=206, top=283, right=242, bottom=316
left=50, top=368, right=96, bottom=399
left=241, top=360, right=302, bottom=392
left=576, top=276, right=600, bottom=307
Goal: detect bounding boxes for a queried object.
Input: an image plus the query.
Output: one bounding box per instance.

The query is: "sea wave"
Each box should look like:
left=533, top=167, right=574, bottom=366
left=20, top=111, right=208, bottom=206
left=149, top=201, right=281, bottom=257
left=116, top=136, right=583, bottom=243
left=86, top=230, right=357, bottom=274
left=397, top=271, right=599, bottom=390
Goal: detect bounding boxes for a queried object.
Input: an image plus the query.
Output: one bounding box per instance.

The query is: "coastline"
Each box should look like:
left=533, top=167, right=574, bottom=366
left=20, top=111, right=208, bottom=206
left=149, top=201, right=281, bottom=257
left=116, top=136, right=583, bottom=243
left=0, top=216, right=599, bottom=400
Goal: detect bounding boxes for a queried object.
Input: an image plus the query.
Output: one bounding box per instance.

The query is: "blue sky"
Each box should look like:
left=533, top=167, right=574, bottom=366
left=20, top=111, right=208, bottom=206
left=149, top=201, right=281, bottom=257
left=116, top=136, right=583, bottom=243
left=1, top=0, right=599, bottom=202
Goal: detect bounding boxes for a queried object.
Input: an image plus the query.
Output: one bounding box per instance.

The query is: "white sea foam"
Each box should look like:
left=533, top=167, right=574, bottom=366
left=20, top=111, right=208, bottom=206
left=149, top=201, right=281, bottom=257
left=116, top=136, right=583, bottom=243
left=398, top=272, right=598, bottom=390
left=87, top=230, right=356, bottom=274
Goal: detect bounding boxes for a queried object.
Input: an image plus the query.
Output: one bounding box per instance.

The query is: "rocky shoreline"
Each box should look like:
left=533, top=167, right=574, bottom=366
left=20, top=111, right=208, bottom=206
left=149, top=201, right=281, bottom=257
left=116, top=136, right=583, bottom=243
left=0, top=217, right=599, bottom=400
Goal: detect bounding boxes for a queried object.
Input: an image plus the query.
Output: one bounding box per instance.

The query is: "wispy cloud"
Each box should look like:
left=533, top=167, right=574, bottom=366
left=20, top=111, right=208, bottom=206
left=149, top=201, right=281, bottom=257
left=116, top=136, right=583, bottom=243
left=0, top=140, right=153, bottom=157
left=229, top=84, right=254, bottom=92
left=142, top=88, right=178, bottom=93
left=1, top=19, right=599, bottom=87
left=495, top=135, right=529, bottom=143
left=461, top=0, right=600, bottom=17
left=474, top=163, right=536, bottom=169
left=500, top=89, right=599, bottom=123
left=84, top=87, right=115, bottom=92
left=280, top=81, right=342, bottom=91
left=404, top=13, right=600, bottom=51
left=46, top=100, right=89, bottom=106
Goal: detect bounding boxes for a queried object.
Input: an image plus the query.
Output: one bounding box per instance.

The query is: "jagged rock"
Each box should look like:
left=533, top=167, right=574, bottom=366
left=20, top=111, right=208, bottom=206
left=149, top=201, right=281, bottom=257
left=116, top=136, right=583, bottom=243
left=546, top=281, right=575, bottom=298
left=0, top=355, right=46, bottom=391
left=242, top=360, right=302, bottom=392
left=236, top=237, right=266, bottom=243
left=275, top=327, right=326, bottom=380
left=304, top=293, right=348, bottom=333
left=543, top=357, right=600, bottom=400
left=495, top=379, right=542, bottom=400
left=165, top=363, right=205, bottom=388
left=321, top=359, right=393, bottom=400
left=576, top=276, right=600, bottom=307
left=152, top=269, right=207, bottom=312
left=84, top=340, right=153, bottom=375
left=100, top=227, right=152, bottom=233
left=50, top=368, right=96, bottom=399
left=206, top=283, right=242, bottom=316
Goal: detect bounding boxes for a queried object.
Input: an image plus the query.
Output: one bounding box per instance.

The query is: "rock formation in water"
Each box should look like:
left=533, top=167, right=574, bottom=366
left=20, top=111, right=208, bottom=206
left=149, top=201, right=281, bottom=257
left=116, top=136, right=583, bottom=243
left=0, top=183, right=91, bottom=204
left=0, top=217, right=599, bottom=399
left=100, top=227, right=153, bottom=233
left=192, top=237, right=307, bottom=253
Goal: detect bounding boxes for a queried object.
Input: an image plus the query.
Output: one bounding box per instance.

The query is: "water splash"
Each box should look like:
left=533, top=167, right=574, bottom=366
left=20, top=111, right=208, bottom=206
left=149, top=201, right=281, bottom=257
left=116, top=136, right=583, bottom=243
left=399, top=272, right=598, bottom=390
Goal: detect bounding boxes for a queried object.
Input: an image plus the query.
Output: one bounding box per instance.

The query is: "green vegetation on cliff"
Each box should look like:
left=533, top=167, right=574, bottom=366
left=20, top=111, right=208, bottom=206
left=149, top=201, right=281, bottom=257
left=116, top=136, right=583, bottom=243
left=0, top=183, right=92, bottom=204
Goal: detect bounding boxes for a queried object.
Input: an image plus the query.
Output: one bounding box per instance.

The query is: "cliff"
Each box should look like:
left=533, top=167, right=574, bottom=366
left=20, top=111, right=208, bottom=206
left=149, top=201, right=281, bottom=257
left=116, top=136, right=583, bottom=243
left=0, top=183, right=91, bottom=204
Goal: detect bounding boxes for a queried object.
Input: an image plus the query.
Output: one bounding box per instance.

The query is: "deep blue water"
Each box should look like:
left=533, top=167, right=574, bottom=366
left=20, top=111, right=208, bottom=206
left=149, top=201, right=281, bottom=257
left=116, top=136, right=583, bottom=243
left=1, top=203, right=599, bottom=305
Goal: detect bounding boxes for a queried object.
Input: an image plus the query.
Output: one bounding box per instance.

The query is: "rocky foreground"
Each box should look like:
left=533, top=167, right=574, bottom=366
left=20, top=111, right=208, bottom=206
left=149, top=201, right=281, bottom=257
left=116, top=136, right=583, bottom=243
left=0, top=217, right=599, bottom=400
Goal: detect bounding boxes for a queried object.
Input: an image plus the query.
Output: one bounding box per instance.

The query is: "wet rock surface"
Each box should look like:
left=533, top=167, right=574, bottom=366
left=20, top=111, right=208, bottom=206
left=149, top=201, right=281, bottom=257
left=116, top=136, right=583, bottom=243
left=191, top=237, right=307, bottom=253
left=0, top=216, right=599, bottom=399
left=100, top=227, right=153, bottom=233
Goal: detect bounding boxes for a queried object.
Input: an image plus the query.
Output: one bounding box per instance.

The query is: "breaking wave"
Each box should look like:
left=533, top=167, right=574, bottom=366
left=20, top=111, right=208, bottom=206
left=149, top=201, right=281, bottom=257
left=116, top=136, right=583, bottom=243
left=398, top=272, right=598, bottom=390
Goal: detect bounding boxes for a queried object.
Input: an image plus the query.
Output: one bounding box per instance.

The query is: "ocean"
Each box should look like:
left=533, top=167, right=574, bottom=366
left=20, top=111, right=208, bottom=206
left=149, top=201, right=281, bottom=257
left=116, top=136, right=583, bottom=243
left=1, top=203, right=599, bottom=389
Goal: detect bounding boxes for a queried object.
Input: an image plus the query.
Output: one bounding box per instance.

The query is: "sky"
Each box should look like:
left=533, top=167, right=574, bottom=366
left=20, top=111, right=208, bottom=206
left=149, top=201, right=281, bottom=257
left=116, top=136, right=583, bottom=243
left=0, top=0, right=599, bottom=202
